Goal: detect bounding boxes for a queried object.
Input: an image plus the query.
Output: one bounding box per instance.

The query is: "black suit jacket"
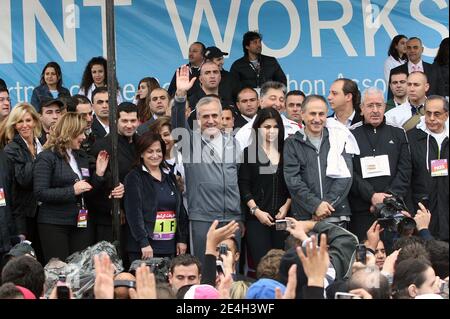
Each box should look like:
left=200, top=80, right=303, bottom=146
left=91, top=117, right=108, bottom=139
left=387, top=62, right=437, bottom=100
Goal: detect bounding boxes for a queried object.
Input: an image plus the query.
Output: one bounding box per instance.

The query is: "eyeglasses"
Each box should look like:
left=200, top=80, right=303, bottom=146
left=0, top=97, right=11, bottom=103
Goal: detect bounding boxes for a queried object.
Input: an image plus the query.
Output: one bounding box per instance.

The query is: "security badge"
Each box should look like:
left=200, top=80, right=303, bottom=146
left=0, top=188, right=6, bottom=207
left=77, top=209, right=88, bottom=228
left=360, top=155, right=391, bottom=179
left=431, top=159, right=448, bottom=177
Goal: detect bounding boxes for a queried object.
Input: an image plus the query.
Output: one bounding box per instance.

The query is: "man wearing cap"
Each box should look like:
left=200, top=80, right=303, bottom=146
left=204, top=46, right=240, bottom=104
left=230, top=31, right=287, bottom=91
left=38, top=97, right=64, bottom=145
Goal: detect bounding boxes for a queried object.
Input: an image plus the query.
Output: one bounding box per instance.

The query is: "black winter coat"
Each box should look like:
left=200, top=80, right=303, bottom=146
left=408, top=128, right=449, bottom=241
left=123, top=166, right=189, bottom=252
left=350, top=119, right=412, bottom=213
left=33, top=149, right=103, bottom=226
left=230, top=54, right=287, bottom=89
left=3, top=134, right=38, bottom=235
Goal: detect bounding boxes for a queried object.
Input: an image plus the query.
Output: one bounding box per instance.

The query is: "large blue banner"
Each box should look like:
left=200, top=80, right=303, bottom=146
left=0, top=0, right=448, bottom=105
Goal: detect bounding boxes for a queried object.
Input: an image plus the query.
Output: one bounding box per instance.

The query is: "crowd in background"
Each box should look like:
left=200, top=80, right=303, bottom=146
left=0, top=31, right=448, bottom=300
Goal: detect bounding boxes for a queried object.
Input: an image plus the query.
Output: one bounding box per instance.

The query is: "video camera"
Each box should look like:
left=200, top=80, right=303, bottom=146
left=129, top=257, right=171, bottom=283
left=373, top=193, right=408, bottom=232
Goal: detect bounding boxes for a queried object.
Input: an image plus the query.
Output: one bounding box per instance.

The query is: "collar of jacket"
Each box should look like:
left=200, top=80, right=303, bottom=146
left=13, top=133, right=29, bottom=148
left=292, top=127, right=329, bottom=147
left=362, top=116, right=386, bottom=129
left=117, top=133, right=138, bottom=145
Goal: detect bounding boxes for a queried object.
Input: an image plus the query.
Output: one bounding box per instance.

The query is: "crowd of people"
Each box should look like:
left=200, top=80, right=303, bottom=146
left=0, top=31, right=448, bottom=300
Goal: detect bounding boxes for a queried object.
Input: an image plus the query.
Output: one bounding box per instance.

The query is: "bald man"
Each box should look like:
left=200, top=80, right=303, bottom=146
left=385, top=71, right=430, bottom=131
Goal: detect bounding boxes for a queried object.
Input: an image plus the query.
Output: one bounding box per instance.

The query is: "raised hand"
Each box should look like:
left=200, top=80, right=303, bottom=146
left=129, top=263, right=157, bottom=299
left=94, top=253, right=114, bottom=299
left=176, top=65, right=197, bottom=96
left=95, top=150, right=109, bottom=177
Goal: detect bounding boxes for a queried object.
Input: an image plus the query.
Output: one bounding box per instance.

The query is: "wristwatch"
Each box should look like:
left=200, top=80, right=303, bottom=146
left=250, top=206, right=259, bottom=215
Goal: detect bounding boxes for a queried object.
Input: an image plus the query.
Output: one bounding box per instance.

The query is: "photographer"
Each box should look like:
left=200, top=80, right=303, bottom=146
left=349, top=88, right=412, bottom=244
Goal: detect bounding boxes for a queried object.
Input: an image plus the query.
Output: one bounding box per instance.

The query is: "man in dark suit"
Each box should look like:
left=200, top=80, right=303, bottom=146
left=91, top=87, right=110, bottom=139
left=388, top=37, right=437, bottom=99
left=234, top=87, right=260, bottom=129
left=327, top=78, right=363, bottom=128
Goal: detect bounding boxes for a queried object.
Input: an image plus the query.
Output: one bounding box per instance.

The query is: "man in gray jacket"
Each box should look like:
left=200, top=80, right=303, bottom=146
left=171, top=65, right=242, bottom=265
left=284, top=95, right=354, bottom=228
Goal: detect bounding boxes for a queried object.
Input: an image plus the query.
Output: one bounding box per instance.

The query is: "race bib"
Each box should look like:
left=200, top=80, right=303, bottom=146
left=0, top=188, right=6, bottom=207
left=431, top=159, right=448, bottom=177
left=360, top=155, right=391, bottom=179
left=151, top=211, right=176, bottom=241
left=77, top=209, right=88, bottom=228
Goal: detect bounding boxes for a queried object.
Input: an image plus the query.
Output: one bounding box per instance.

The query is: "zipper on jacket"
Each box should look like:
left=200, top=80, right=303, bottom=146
left=317, top=150, right=323, bottom=199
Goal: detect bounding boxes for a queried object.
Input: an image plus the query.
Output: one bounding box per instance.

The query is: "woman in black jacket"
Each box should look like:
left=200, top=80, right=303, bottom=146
left=1, top=103, right=43, bottom=259
left=124, top=132, right=188, bottom=264
left=33, top=113, right=112, bottom=263
left=30, top=62, right=70, bottom=112
left=238, top=107, right=291, bottom=267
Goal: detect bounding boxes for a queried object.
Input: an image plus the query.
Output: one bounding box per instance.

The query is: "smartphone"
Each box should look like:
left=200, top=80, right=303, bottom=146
left=355, top=244, right=367, bottom=264
left=218, top=243, right=228, bottom=257
left=216, top=260, right=225, bottom=276
left=335, top=292, right=360, bottom=299
left=275, top=219, right=288, bottom=231
left=56, top=275, right=70, bottom=299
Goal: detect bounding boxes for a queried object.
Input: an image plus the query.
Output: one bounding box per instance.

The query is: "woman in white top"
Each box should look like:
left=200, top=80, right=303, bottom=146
left=384, top=35, right=408, bottom=84
left=78, top=56, right=123, bottom=104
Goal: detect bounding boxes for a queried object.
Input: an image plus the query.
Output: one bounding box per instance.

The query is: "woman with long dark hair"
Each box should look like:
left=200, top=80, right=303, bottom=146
left=238, top=107, right=291, bottom=267
left=78, top=56, right=122, bottom=104
left=384, top=35, right=408, bottom=83
left=123, top=132, right=188, bottom=264
left=134, top=77, right=160, bottom=123
left=30, top=62, right=71, bottom=112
